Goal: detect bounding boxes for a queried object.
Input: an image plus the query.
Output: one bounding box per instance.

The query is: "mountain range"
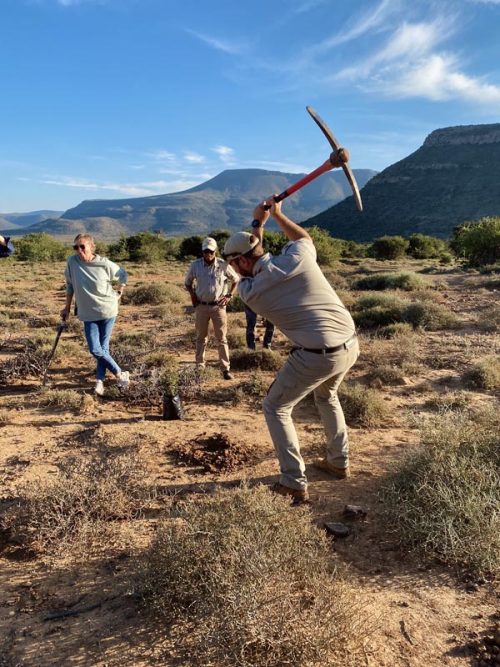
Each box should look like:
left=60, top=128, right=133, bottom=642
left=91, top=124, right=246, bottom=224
left=0, top=210, right=63, bottom=231
left=16, top=168, right=376, bottom=239
left=305, top=123, right=500, bottom=240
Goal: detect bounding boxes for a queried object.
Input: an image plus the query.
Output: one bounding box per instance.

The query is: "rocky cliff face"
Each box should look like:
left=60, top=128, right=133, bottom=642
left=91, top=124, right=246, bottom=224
left=424, top=124, right=500, bottom=147
left=305, top=123, right=500, bottom=241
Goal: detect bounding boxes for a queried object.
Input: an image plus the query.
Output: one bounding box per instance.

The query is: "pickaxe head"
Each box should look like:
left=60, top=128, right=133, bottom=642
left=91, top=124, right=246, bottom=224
left=307, top=106, right=363, bottom=211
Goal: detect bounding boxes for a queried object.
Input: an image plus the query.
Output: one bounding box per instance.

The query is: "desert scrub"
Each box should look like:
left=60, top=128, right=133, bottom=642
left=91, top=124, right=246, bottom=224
left=232, top=371, right=268, bottom=405
left=37, top=388, right=84, bottom=411
left=226, top=294, right=246, bottom=312
left=122, top=282, right=185, bottom=306
left=0, top=339, right=51, bottom=384
left=380, top=408, right=500, bottom=576
left=226, top=331, right=246, bottom=349
left=230, top=348, right=283, bottom=371
left=463, top=355, right=500, bottom=390
left=353, top=271, right=429, bottom=291
left=140, top=485, right=364, bottom=667
left=423, top=390, right=469, bottom=412
left=338, top=383, right=389, bottom=427
left=353, top=293, right=458, bottom=331
left=477, top=304, right=500, bottom=332
left=364, top=330, right=420, bottom=385
left=5, top=453, right=150, bottom=556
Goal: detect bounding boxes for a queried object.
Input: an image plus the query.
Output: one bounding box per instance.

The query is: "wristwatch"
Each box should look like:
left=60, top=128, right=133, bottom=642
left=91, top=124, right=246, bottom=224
left=251, top=219, right=262, bottom=229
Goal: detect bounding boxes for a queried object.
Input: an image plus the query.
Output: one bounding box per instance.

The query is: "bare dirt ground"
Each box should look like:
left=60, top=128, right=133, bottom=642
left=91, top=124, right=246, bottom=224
left=1, top=257, right=498, bottom=666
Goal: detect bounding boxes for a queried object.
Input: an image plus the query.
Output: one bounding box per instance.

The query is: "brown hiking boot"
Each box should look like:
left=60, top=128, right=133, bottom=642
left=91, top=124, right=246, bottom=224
left=313, top=459, right=350, bottom=479
left=271, top=482, right=309, bottom=504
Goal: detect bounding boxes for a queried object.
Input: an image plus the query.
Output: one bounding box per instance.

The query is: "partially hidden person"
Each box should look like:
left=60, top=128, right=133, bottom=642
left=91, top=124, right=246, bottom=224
left=0, top=235, right=15, bottom=258
left=60, top=233, right=129, bottom=396
left=223, top=200, right=359, bottom=504
left=184, top=237, right=239, bottom=380
left=244, top=305, right=274, bottom=351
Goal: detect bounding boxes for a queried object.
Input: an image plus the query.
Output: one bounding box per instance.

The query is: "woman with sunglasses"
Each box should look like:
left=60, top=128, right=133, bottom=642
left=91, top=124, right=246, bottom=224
left=60, top=233, right=129, bottom=396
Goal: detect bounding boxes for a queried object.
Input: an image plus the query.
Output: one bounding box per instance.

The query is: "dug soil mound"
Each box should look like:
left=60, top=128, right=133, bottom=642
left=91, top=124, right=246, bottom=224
left=172, top=432, right=257, bottom=473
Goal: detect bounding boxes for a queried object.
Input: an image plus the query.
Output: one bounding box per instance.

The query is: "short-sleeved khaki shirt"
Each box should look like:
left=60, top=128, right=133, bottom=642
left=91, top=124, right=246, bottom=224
left=237, top=238, right=355, bottom=348
left=185, top=257, right=239, bottom=303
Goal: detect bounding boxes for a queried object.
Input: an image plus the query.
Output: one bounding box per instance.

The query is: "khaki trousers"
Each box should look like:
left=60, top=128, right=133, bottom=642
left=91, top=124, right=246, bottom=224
left=263, top=339, right=359, bottom=491
left=195, top=304, right=230, bottom=371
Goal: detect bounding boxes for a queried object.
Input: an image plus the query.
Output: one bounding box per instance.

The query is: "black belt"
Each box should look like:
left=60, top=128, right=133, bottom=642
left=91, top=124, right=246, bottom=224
left=300, top=334, right=357, bottom=355
left=199, top=300, right=218, bottom=305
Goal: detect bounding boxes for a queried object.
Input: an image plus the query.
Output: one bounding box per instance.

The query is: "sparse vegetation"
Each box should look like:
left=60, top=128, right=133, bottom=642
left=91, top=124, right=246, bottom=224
left=353, top=271, right=428, bottom=291
left=369, top=235, right=409, bottom=260
left=339, top=383, right=389, bottom=427
left=122, top=282, right=185, bottom=306
left=462, top=356, right=500, bottom=390
left=15, top=233, right=69, bottom=262
left=230, top=348, right=283, bottom=371
left=140, top=485, right=363, bottom=666
left=37, top=388, right=85, bottom=411
left=353, top=293, right=458, bottom=330
left=5, top=452, right=150, bottom=555
left=451, top=216, right=500, bottom=266
left=380, top=408, right=500, bottom=575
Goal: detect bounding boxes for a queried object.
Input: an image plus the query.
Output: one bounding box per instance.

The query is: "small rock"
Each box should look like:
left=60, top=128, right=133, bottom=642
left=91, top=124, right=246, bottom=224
left=323, top=522, right=351, bottom=538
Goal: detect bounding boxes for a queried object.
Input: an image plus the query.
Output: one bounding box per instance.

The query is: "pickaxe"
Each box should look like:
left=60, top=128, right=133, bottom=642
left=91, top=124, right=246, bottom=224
left=41, top=319, right=67, bottom=386
left=264, top=106, right=363, bottom=212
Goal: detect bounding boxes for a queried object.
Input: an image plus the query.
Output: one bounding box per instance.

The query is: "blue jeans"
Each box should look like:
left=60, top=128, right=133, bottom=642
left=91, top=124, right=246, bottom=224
left=83, top=317, right=121, bottom=381
left=244, top=306, right=274, bottom=350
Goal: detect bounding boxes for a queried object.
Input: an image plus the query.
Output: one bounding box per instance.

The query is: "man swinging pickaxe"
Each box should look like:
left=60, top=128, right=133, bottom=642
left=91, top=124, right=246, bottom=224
left=260, top=106, right=363, bottom=214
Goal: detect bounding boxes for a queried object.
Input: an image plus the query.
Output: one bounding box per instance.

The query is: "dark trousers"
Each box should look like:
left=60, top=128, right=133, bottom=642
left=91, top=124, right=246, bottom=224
left=244, top=306, right=274, bottom=350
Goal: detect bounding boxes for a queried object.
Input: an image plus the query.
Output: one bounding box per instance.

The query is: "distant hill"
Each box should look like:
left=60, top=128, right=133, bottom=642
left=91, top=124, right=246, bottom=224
left=28, top=168, right=376, bottom=238
left=0, top=210, right=63, bottom=233
left=305, top=123, right=500, bottom=241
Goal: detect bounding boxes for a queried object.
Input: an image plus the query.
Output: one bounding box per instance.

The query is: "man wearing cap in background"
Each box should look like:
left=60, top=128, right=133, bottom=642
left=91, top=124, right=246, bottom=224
left=185, top=237, right=239, bottom=380
left=223, top=200, right=359, bottom=503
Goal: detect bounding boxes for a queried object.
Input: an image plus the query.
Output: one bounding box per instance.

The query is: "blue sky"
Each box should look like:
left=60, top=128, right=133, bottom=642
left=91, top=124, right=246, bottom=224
left=1, top=0, right=500, bottom=212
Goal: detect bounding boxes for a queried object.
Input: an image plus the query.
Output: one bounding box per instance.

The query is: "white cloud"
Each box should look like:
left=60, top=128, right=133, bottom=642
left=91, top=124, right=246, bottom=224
left=212, top=145, right=236, bottom=164
left=38, top=176, right=199, bottom=197
left=146, top=150, right=176, bottom=162
left=376, top=53, right=500, bottom=104
left=468, top=0, right=500, bottom=4
left=183, top=151, right=205, bottom=163
left=324, top=0, right=397, bottom=48
left=185, top=29, right=244, bottom=55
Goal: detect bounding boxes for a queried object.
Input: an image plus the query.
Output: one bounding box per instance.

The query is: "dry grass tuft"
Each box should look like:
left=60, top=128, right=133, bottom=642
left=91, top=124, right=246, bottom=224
left=230, top=349, right=283, bottom=372
left=5, top=452, right=151, bottom=556
left=37, top=388, right=84, bottom=411
left=123, top=283, right=185, bottom=306
left=380, top=407, right=500, bottom=576
left=140, top=485, right=365, bottom=666
left=339, top=383, right=389, bottom=427
left=353, top=271, right=429, bottom=291
left=463, top=356, right=500, bottom=391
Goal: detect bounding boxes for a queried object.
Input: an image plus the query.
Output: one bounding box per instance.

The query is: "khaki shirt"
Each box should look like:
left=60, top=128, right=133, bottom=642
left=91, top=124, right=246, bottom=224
left=185, top=257, right=239, bottom=303
left=237, top=238, right=355, bottom=348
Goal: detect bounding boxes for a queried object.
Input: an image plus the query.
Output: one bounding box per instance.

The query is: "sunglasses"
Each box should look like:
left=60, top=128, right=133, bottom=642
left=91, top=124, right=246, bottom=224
left=202, top=249, right=215, bottom=254
left=73, top=244, right=86, bottom=250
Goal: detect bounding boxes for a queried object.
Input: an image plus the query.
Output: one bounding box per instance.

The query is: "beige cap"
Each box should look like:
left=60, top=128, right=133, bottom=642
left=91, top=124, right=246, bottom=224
left=202, top=237, right=218, bottom=252
left=223, top=232, right=259, bottom=260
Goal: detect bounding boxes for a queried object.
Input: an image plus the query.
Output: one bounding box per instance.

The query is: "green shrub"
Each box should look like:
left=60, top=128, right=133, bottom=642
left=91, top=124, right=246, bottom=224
left=305, top=226, right=344, bottom=266
left=262, top=230, right=286, bottom=255
left=178, top=235, right=204, bottom=259
left=140, top=485, right=363, bottom=666
left=463, top=356, right=500, bottom=390
left=380, top=408, right=500, bottom=575
left=226, top=294, right=246, bottom=312
left=353, top=271, right=428, bottom=291
left=338, top=383, right=389, bottom=427
left=407, top=234, right=448, bottom=259
left=15, top=233, right=68, bottom=262
left=402, top=301, right=458, bottom=330
left=369, top=235, right=409, bottom=260
left=208, top=229, right=231, bottom=249
left=340, top=240, right=369, bottom=258
left=113, top=232, right=178, bottom=263
left=123, top=282, right=185, bottom=306
left=477, top=304, right=500, bottom=332
left=451, top=217, right=500, bottom=266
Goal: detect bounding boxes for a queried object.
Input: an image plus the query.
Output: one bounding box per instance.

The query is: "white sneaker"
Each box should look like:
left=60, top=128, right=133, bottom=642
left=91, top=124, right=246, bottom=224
left=117, top=371, right=130, bottom=390
left=94, top=380, right=105, bottom=396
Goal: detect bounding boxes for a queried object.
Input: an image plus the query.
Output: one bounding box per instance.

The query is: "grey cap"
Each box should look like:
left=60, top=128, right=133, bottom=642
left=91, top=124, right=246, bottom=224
left=223, top=232, right=259, bottom=260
